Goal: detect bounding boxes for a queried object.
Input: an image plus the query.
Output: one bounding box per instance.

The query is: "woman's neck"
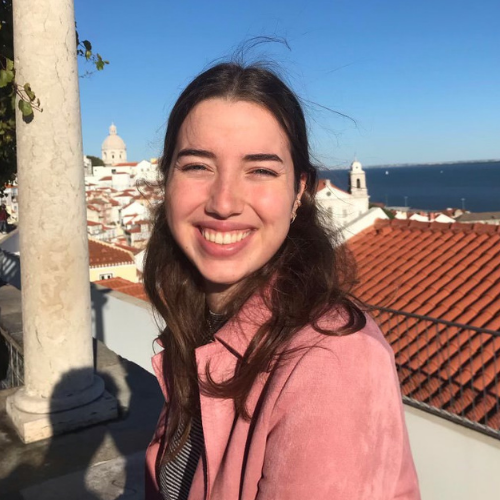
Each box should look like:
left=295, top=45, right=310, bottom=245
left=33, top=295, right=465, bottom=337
left=204, top=281, right=237, bottom=314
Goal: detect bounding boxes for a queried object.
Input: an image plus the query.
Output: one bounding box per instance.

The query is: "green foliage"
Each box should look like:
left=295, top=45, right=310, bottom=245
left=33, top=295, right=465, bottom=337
left=87, top=155, right=104, bottom=167
left=0, top=1, right=108, bottom=190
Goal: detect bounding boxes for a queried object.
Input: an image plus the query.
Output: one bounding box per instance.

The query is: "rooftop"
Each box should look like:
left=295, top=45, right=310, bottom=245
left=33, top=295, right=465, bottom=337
left=316, top=178, right=350, bottom=195
left=88, top=239, right=135, bottom=268
left=94, top=277, right=147, bottom=301
left=348, top=219, right=500, bottom=433
left=456, top=211, right=500, bottom=222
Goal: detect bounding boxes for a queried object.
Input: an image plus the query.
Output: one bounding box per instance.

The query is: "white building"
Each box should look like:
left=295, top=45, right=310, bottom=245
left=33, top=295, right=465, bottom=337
left=101, top=123, right=127, bottom=166
left=316, top=159, right=370, bottom=227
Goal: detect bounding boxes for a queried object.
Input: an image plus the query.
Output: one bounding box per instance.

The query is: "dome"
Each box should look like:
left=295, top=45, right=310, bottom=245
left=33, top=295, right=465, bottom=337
left=101, top=123, right=126, bottom=151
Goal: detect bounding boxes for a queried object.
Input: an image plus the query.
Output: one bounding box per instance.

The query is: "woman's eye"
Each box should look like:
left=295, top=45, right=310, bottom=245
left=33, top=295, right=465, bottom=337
left=251, top=168, right=278, bottom=177
left=179, top=164, right=208, bottom=172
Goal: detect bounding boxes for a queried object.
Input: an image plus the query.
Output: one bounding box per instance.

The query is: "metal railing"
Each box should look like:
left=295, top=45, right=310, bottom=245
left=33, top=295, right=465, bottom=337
left=372, top=306, right=500, bottom=439
left=0, top=328, right=24, bottom=390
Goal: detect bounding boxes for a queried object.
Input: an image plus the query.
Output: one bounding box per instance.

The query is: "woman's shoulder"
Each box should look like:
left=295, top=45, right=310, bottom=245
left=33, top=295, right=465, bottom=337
left=288, top=308, right=394, bottom=365
left=269, top=308, right=399, bottom=401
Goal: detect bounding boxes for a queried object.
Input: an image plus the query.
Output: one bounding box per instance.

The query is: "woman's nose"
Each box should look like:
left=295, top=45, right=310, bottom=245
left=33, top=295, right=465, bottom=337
left=205, top=173, right=244, bottom=218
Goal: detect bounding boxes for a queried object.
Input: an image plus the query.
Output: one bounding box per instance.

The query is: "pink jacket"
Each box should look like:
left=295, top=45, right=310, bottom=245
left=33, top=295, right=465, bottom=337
left=145, top=299, right=420, bottom=500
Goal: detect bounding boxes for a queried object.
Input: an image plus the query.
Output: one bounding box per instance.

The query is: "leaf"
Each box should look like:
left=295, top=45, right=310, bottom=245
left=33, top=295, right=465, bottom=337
left=0, top=69, right=14, bottom=88
left=18, top=99, right=33, bottom=117
left=83, top=40, right=92, bottom=52
left=0, top=70, right=8, bottom=88
left=95, top=54, right=108, bottom=71
left=6, top=58, right=14, bottom=71
left=24, top=83, right=36, bottom=101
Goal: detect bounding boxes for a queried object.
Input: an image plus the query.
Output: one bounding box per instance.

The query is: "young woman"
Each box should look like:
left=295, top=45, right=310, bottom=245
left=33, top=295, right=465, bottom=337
left=143, top=62, right=420, bottom=500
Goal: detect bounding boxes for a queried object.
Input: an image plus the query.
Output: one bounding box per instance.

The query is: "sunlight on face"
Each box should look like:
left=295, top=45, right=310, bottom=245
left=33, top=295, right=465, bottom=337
left=165, top=99, right=305, bottom=308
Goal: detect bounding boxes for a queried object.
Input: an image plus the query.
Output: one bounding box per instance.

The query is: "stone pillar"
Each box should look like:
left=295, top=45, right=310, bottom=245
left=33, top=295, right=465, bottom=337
left=6, top=0, right=117, bottom=443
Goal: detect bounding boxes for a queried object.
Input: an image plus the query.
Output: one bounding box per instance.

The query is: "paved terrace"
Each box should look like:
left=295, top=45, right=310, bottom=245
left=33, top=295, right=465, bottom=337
left=0, top=285, right=163, bottom=499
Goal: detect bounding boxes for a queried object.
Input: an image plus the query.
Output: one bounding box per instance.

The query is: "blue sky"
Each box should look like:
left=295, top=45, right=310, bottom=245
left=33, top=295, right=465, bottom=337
left=75, top=0, right=499, bottom=167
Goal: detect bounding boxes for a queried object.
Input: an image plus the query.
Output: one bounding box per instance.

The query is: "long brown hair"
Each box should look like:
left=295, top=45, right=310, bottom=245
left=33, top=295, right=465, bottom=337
left=143, top=62, right=366, bottom=459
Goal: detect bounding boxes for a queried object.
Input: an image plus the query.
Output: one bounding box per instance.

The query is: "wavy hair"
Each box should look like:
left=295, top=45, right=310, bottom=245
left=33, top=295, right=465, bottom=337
left=143, top=62, right=366, bottom=460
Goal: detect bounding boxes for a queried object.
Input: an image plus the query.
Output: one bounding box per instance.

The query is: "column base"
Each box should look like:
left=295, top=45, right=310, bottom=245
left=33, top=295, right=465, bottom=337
left=6, top=390, right=118, bottom=443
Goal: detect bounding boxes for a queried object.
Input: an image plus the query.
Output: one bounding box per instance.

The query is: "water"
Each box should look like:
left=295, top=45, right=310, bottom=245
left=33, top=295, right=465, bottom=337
left=321, top=161, right=500, bottom=212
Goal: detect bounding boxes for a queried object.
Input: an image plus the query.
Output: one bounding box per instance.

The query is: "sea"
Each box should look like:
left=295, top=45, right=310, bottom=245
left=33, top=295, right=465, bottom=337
left=321, top=160, right=500, bottom=213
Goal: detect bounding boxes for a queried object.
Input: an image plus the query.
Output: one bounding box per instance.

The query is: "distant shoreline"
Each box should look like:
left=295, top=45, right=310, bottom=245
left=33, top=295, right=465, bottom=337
left=321, top=159, right=500, bottom=171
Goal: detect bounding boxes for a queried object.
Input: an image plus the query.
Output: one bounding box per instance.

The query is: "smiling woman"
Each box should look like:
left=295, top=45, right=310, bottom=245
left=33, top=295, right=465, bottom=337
left=143, top=63, right=420, bottom=500
left=166, top=99, right=305, bottom=311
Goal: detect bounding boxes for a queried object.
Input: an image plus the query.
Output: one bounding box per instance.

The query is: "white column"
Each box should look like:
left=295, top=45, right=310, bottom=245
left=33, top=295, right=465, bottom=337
left=7, top=0, right=117, bottom=443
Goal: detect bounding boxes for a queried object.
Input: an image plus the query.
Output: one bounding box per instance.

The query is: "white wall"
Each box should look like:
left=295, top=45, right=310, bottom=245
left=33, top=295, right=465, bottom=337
left=342, top=207, right=388, bottom=240
left=90, top=284, right=161, bottom=374
left=404, top=405, right=500, bottom=500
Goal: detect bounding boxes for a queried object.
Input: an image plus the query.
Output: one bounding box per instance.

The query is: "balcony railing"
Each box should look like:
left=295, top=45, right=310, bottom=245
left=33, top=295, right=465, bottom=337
left=372, top=306, right=500, bottom=439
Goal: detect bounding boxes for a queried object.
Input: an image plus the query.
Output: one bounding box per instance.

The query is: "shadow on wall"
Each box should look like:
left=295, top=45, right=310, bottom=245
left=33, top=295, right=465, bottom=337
left=91, top=284, right=112, bottom=351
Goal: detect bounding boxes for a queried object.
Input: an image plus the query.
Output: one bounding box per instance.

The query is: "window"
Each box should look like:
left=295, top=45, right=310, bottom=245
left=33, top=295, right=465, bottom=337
left=99, top=273, right=114, bottom=280
left=356, top=179, right=361, bottom=189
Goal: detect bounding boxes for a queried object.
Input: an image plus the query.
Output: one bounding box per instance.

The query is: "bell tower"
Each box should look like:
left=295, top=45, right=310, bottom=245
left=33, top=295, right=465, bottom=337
left=349, top=159, right=368, bottom=197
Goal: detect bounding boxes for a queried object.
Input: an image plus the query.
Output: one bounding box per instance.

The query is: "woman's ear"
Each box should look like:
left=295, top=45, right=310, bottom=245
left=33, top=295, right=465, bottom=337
left=297, top=173, right=307, bottom=201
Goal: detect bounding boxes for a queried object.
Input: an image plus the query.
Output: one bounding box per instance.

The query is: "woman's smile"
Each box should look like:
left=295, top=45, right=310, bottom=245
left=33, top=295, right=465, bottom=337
left=199, top=228, right=252, bottom=245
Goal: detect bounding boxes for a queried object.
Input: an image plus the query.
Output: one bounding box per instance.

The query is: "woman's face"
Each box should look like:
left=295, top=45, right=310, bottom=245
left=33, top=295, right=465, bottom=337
left=165, top=98, right=305, bottom=304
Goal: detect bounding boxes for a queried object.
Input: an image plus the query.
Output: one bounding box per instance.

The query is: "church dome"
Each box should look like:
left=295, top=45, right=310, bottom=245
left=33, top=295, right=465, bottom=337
left=101, top=123, right=126, bottom=151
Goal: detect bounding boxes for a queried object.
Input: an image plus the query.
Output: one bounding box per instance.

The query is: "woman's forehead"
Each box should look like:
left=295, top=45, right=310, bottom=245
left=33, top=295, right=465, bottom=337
left=177, top=98, right=291, bottom=154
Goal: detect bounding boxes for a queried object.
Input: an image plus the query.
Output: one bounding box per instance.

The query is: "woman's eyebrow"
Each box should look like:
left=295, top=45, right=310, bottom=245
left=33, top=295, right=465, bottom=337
left=243, top=153, right=283, bottom=163
left=176, top=148, right=215, bottom=160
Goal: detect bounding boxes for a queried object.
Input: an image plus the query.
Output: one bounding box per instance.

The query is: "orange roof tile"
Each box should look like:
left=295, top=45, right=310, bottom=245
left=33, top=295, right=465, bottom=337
left=94, top=277, right=147, bottom=301
left=88, top=239, right=135, bottom=268
left=349, top=219, right=500, bottom=433
left=114, top=162, right=138, bottom=166
left=115, top=243, right=142, bottom=255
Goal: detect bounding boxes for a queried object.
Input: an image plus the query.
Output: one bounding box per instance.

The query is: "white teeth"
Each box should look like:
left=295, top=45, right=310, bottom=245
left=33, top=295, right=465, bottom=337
left=201, top=229, right=250, bottom=245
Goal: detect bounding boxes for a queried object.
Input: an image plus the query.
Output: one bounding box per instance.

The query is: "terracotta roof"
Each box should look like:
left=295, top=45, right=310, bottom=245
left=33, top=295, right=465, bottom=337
left=90, top=198, right=108, bottom=205
left=87, top=220, right=102, bottom=227
left=94, top=277, right=147, bottom=301
left=316, top=179, right=350, bottom=195
left=348, top=219, right=500, bottom=432
left=109, top=199, right=120, bottom=207
left=99, top=176, right=112, bottom=181
left=115, top=243, right=142, bottom=255
left=88, top=239, right=135, bottom=267
left=114, top=162, right=138, bottom=166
